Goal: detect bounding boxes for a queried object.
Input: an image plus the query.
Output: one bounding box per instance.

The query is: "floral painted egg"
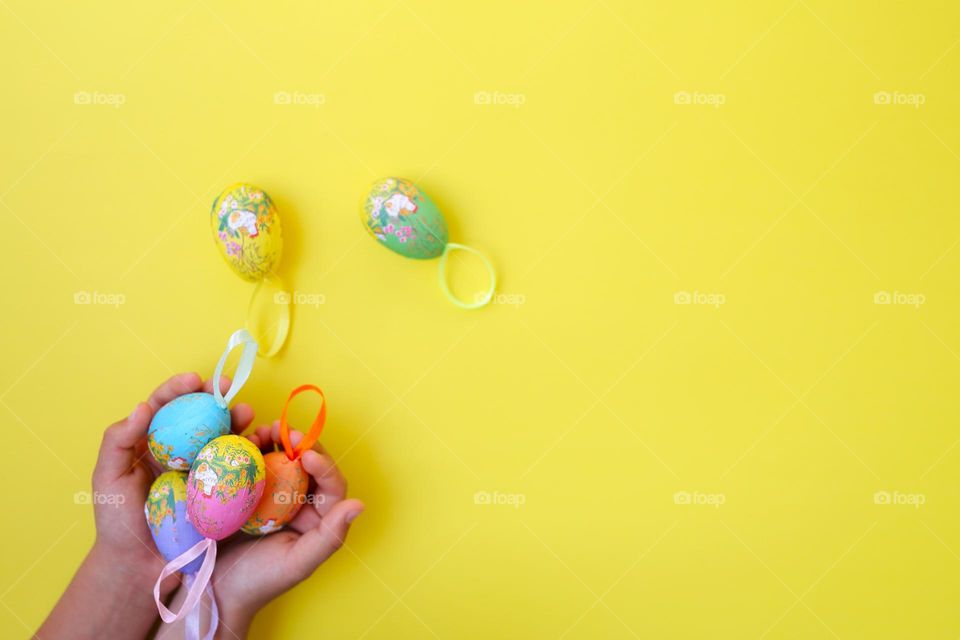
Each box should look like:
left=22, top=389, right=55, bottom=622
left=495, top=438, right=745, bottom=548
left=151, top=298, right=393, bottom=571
left=148, top=393, right=231, bottom=471
left=186, top=435, right=265, bottom=540
left=361, top=177, right=449, bottom=259
left=210, top=183, right=283, bottom=281
left=145, top=472, right=206, bottom=573
left=241, top=451, right=309, bottom=535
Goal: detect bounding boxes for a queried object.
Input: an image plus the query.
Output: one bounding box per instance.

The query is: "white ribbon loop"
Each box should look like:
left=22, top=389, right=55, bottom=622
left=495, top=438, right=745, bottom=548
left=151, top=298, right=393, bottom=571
left=183, top=574, right=219, bottom=640
left=212, top=328, right=258, bottom=408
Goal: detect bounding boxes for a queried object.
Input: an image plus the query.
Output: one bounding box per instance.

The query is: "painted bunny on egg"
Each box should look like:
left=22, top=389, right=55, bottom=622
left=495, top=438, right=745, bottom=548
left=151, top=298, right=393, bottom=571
left=227, top=209, right=259, bottom=237
left=194, top=462, right=219, bottom=496
left=383, top=193, right=417, bottom=217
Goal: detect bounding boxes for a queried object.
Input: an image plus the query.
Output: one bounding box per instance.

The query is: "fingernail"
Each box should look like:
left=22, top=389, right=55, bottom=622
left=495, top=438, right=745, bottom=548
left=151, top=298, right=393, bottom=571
left=129, top=404, right=141, bottom=422
left=346, top=509, right=363, bottom=524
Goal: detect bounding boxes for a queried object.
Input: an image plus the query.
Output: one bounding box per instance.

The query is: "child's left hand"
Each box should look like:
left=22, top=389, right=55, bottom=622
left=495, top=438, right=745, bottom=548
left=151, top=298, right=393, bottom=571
left=38, top=372, right=255, bottom=640
left=94, top=373, right=255, bottom=587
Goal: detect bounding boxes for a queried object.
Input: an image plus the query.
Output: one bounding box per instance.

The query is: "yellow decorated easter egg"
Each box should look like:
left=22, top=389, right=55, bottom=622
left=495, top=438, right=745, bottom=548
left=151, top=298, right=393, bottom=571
left=210, top=183, right=282, bottom=281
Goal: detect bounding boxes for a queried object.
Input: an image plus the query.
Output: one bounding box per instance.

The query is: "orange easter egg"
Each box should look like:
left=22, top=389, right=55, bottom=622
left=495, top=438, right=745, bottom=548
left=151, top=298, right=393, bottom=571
left=241, top=451, right=309, bottom=535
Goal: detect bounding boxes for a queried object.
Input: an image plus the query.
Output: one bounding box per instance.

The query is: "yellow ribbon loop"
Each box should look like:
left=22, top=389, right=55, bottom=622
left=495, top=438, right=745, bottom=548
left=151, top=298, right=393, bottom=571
left=245, top=274, right=291, bottom=358
left=438, top=243, right=497, bottom=309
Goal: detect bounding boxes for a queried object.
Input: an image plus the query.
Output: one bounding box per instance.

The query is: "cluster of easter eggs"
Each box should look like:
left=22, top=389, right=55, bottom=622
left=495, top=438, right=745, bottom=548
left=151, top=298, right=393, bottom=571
left=145, top=391, right=311, bottom=572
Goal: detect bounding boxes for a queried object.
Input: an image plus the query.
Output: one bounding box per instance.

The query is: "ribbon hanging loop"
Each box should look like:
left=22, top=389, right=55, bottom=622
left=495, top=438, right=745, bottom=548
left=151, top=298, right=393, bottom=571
left=279, top=385, right=327, bottom=460
left=246, top=274, right=290, bottom=358
left=183, top=572, right=219, bottom=640
left=437, top=243, right=497, bottom=309
left=212, top=328, right=258, bottom=408
left=153, top=538, right=217, bottom=625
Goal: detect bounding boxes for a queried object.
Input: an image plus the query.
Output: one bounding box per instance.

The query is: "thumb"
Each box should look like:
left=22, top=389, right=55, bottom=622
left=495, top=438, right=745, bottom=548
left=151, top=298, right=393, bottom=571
left=94, top=402, right=154, bottom=484
left=285, top=499, right=364, bottom=581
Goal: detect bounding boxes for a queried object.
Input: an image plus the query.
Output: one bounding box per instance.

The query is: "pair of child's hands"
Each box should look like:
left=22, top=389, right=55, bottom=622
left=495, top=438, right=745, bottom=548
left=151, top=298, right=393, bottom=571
left=39, top=373, right=364, bottom=640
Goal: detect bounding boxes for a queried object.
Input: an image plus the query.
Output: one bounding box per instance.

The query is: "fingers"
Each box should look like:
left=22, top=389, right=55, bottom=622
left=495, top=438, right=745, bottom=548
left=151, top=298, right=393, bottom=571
left=259, top=422, right=277, bottom=447
left=287, top=430, right=304, bottom=450
left=301, top=450, right=347, bottom=517
left=133, top=438, right=163, bottom=478
left=247, top=421, right=279, bottom=452
left=285, top=499, right=364, bottom=581
left=287, top=497, right=322, bottom=532
left=230, top=403, right=254, bottom=434
left=269, top=421, right=326, bottom=454
left=94, top=402, right=155, bottom=483
left=201, top=376, right=252, bottom=434
left=203, top=375, right=231, bottom=396
left=147, top=373, right=202, bottom=411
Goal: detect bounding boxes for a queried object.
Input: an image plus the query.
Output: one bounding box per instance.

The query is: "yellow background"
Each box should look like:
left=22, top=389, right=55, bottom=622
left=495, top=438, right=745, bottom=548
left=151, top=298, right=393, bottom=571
left=2, top=1, right=959, bottom=637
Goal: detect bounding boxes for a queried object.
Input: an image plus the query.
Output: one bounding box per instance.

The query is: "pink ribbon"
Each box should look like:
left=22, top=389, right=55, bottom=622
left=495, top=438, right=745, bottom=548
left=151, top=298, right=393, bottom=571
left=183, top=573, right=219, bottom=640
left=153, top=538, right=219, bottom=640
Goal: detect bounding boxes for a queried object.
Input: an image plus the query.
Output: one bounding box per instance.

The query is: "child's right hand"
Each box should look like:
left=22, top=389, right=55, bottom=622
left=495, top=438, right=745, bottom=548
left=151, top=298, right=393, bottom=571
left=157, top=422, right=364, bottom=638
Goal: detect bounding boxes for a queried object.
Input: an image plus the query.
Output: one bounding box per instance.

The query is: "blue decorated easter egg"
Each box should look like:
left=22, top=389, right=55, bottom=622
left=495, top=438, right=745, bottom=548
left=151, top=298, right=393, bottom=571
left=144, top=471, right=205, bottom=573
left=148, top=393, right=231, bottom=471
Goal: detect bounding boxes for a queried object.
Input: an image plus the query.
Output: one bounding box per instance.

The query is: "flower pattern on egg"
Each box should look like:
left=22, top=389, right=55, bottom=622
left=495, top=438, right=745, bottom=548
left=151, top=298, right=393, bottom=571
left=210, top=183, right=282, bottom=281
left=361, top=177, right=449, bottom=259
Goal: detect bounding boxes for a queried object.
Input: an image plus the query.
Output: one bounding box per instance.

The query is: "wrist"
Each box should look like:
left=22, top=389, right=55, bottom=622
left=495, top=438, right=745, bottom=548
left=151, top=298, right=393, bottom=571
left=37, top=543, right=165, bottom=640
left=88, top=540, right=157, bottom=592
left=217, top=609, right=253, bottom=639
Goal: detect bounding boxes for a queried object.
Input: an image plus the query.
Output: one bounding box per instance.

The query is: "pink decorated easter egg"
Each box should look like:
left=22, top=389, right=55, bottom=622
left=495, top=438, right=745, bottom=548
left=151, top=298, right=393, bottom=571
left=186, top=435, right=265, bottom=540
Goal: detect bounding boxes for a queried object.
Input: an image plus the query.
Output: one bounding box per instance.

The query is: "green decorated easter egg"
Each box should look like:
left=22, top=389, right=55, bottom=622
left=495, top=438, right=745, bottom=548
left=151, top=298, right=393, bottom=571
left=360, top=178, right=448, bottom=259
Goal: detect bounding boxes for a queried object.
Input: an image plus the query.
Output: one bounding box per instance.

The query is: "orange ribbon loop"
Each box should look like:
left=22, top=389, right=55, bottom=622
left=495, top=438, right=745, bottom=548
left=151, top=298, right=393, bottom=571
left=279, top=384, right=327, bottom=460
